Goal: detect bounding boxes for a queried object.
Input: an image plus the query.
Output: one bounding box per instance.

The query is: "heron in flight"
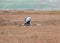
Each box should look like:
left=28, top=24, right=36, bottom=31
left=24, top=16, right=31, bottom=26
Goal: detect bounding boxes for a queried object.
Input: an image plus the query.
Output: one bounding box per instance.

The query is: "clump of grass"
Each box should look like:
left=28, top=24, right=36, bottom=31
left=3, top=11, right=9, bottom=13
left=41, top=19, right=60, bottom=26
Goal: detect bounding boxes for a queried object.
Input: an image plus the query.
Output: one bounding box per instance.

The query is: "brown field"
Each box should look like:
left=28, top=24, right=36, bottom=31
left=0, top=10, right=60, bottom=43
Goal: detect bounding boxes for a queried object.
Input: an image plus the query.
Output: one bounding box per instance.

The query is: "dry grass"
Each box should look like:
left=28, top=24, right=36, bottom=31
left=0, top=10, right=60, bottom=14
left=0, top=10, right=60, bottom=43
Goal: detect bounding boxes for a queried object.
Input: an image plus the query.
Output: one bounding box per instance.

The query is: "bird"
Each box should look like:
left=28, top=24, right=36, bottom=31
left=24, top=16, right=31, bottom=26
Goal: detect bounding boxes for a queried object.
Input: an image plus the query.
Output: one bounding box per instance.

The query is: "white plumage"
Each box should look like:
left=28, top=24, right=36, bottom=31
left=24, top=16, right=31, bottom=23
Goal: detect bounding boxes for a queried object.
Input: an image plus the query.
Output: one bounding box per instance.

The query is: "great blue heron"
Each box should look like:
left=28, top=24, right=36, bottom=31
left=24, top=16, right=31, bottom=26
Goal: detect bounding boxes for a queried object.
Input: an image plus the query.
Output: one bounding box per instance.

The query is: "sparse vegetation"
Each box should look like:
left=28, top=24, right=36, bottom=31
left=0, top=10, right=60, bottom=43
left=0, top=10, right=60, bottom=15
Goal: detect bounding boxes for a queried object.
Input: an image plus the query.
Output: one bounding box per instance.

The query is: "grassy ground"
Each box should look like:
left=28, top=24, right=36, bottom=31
left=0, top=10, right=60, bottom=14
left=0, top=10, right=60, bottom=43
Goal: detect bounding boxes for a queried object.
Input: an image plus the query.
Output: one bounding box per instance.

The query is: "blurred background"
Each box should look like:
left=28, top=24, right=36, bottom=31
left=0, top=0, right=60, bottom=10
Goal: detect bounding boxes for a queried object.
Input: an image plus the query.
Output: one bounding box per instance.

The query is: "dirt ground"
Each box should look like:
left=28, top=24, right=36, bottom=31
left=0, top=11, right=60, bottom=43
